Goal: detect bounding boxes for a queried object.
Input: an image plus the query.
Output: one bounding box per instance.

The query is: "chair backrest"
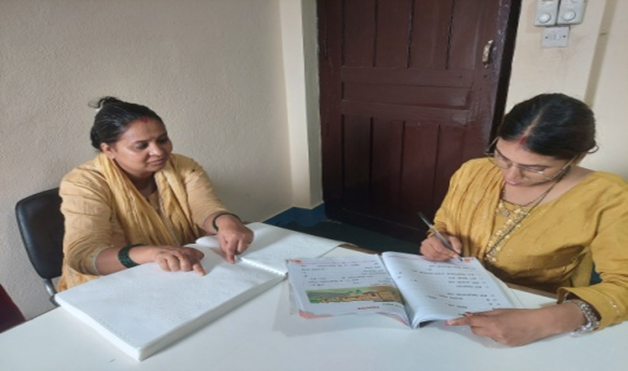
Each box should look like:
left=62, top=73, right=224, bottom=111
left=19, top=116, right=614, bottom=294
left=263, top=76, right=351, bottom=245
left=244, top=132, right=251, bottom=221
left=15, top=188, right=64, bottom=301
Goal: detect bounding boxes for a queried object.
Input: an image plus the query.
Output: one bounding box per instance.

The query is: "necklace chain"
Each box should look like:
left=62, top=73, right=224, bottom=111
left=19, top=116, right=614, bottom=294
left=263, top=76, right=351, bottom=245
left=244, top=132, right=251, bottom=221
left=498, top=180, right=557, bottom=217
left=485, top=178, right=562, bottom=263
left=502, top=183, right=553, bottom=207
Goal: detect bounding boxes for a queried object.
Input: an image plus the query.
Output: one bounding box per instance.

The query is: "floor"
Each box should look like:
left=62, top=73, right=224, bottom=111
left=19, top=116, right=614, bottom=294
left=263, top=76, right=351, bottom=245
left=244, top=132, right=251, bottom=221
left=281, top=219, right=419, bottom=254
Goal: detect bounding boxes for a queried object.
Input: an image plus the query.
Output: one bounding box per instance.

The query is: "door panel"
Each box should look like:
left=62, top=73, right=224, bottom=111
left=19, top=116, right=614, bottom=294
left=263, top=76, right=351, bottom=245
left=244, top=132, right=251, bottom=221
left=411, top=0, right=453, bottom=69
left=318, top=0, right=518, bottom=242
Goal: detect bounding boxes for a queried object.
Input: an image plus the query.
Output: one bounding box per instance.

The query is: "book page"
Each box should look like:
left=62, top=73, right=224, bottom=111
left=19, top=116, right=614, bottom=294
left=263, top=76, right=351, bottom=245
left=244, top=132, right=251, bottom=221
left=196, top=222, right=343, bottom=275
left=286, top=255, right=410, bottom=325
left=381, top=252, right=514, bottom=328
left=55, top=248, right=284, bottom=360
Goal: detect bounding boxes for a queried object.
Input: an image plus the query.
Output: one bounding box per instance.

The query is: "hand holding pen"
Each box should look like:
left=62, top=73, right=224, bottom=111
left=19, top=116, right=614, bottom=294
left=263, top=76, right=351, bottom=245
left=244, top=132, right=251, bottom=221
left=417, top=212, right=462, bottom=261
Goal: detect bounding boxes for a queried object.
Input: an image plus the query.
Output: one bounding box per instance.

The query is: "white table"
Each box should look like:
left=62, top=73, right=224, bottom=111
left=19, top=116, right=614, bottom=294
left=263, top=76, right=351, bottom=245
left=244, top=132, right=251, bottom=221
left=1, top=249, right=626, bottom=371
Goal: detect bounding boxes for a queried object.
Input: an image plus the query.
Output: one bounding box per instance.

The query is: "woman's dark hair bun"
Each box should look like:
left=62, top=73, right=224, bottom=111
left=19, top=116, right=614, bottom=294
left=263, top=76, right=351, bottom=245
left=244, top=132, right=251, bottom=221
left=89, top=96, right=164, bottom=150
left=89, top=96, right=123, bottom=110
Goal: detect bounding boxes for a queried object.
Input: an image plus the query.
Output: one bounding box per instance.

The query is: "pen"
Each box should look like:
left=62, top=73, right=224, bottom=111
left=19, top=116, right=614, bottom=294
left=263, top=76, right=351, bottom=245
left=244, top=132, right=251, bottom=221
left=417, top=212, right=461, bottom=260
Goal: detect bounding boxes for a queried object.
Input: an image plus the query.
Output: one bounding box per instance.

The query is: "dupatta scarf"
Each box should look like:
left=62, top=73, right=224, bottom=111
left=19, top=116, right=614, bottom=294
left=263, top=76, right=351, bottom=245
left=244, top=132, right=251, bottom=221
left=93, top=153, right=202, bottom=246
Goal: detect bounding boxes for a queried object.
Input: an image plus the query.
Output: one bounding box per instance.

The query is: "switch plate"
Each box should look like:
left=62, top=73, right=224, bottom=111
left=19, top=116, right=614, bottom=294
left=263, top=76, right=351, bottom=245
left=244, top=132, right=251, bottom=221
left=542, top=26, right=570, bottom=48
left=557, top=0, right=586, bottom=25
left=535, top=0, right=559, bottom=26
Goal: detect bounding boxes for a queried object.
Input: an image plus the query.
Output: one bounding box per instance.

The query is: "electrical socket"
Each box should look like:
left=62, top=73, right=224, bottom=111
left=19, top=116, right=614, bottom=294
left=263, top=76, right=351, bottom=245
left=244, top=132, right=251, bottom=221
left=542, top=26, right=569, bottom=48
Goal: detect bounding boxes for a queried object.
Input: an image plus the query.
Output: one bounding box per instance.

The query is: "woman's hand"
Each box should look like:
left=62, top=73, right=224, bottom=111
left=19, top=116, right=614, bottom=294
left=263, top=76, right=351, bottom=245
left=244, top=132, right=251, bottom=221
left=149, top=246, right=206, bottom=276
left=445, top=303, right=586, bottom=346
left=212, top=215, right=254, bottom=263
left=95, top=245, right=205, bottom=275
left=420, top=234, right=462, bottom=261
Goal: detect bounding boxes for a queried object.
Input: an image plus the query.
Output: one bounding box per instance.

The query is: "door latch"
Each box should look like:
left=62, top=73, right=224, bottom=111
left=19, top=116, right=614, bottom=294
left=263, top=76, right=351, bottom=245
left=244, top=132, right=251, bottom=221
left=482, top=39, right=494, bottom=68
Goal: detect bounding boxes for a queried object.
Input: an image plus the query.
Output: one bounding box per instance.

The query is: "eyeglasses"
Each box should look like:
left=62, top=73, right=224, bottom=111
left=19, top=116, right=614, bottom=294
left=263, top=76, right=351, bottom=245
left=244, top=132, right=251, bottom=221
left=485, top=139, right=577, bottom=182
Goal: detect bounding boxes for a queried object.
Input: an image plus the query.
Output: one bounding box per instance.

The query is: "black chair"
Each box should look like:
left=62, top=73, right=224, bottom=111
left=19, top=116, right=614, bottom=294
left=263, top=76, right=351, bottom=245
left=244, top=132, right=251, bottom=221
left=15, top=188, right=64, bottom=305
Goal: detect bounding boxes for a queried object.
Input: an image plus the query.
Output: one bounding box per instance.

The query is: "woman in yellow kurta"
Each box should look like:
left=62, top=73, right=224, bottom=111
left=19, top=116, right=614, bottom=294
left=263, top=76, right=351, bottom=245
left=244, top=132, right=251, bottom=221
left=420, top=93, right=628, bottom=346
left=58, top=97, right=253, bottom=291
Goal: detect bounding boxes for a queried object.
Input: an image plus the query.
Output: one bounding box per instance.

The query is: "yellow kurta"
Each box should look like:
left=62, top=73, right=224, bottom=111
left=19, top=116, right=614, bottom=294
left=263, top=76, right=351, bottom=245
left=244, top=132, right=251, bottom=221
left=433, top=158, right=628, bottom=329
left=58, top=153, right=228, bottom=290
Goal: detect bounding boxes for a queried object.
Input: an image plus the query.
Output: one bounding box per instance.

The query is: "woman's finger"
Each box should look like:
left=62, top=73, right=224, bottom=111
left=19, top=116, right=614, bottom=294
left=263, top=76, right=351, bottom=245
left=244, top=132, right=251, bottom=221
left=219, top=235, right=238, bottom=263
left=177, top=254, right=194, bottom=272
left=183, top=247, right=205, bottom=261
left=236, top=239, right=250, bottom=254
left=165, top=254, right=182, bottom=271
left=156, top=257, right=170, bottom=272
left=421, top=239, right=452, bottom=261
left=182, top=248, right=206, bottom=275
left=192, top=262, right=206, bottom=276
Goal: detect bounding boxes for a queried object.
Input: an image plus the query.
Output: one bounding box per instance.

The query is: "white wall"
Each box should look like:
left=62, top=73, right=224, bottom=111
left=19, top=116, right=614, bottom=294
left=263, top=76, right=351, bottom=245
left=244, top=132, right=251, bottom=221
left=0, top=0, right=295, bottom=319
left=507, top=0, right=628, bottom=178
left=279, top=0, right=323, bottom=208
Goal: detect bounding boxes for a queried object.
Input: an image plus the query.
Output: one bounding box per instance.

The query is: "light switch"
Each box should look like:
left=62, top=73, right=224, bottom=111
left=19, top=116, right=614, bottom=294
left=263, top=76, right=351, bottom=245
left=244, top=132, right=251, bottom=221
left=557, top=0, right=586, bottom=25
left=534, top=0, right=559, bottom=26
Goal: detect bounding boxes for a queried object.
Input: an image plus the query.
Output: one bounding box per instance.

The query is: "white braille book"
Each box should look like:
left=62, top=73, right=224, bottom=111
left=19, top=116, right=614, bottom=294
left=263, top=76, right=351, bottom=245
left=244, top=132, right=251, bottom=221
left=55, top=222, right=343, bottom=361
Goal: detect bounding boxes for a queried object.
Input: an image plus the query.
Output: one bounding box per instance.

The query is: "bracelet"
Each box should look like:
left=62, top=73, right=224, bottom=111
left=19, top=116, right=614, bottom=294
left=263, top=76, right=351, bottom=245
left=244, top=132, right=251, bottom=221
left=211, top=212, right=241, bottom=232
left=569, top=299, right=600, bottom=335
left=118, top=244, right=145, bottom=268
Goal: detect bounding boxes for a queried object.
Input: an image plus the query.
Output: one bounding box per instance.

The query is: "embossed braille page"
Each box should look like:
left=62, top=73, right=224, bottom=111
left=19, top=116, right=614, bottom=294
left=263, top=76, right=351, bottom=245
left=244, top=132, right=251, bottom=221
left=55, top=223, right=344, bottom=360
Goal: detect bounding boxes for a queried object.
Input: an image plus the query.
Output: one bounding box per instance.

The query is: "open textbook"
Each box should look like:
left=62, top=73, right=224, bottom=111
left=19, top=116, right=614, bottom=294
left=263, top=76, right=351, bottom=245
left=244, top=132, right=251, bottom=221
left=55, top=222, right=343, bottom=361
left=286, top=252, right=517, bottom=328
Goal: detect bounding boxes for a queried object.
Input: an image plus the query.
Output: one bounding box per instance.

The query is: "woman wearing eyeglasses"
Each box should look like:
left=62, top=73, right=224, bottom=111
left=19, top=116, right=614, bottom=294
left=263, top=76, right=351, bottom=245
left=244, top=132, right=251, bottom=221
left=420, top=93, right=628, bottom=346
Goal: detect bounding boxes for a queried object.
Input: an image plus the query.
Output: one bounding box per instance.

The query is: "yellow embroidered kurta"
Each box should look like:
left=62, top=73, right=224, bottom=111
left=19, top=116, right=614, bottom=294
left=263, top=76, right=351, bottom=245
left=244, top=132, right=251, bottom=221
left=58, top=154, right=228, bottom=291
left=433, top=158, right=628, bottom=329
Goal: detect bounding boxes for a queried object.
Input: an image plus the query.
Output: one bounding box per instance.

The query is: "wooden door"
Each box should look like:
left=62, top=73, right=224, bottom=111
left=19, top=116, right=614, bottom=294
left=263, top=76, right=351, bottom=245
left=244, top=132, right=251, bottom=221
left=318, top=0, right=520, bottom=242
